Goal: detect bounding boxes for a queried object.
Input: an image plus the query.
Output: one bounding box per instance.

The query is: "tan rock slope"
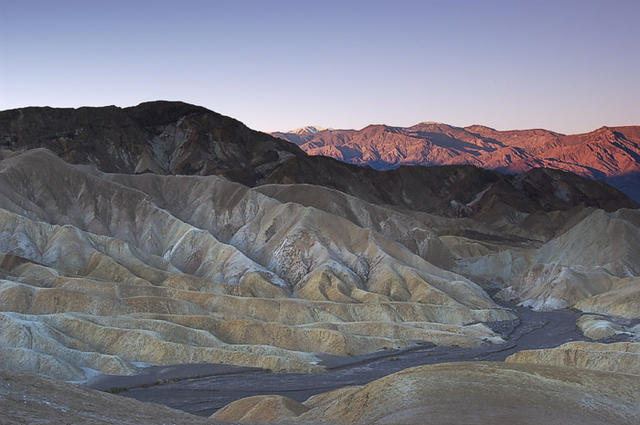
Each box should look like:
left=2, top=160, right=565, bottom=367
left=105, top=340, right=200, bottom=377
left=212, top=362, right=640, bottom=425
left=0, top=149, right=513, bottom=381
left=457, top=207, right=640, bottom=312
left=506, top=341, right=640, bottom=375
left=0, top=368, right=216, bottom=425
left=256, top=164, right=640, bottom=321
left=8, top=358, right=638, bottom=425
left=575, top=277, right=640, bottom=319
left=575, top=314, right=640, bottom=340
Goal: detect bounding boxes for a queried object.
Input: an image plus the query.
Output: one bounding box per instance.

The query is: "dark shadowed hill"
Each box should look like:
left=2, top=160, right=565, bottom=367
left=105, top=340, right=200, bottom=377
left=0, top=101, right=301, bottom=186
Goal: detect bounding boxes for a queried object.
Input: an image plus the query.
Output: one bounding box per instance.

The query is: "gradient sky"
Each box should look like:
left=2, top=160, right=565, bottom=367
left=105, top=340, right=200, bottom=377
left=1, top=0, right=639, bottom=134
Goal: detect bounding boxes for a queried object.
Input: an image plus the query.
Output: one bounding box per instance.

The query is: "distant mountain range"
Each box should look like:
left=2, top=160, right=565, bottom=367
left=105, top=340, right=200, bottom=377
left=1, top=102, right=634, bottom=219
left=272, top=123, right=640, bottom=201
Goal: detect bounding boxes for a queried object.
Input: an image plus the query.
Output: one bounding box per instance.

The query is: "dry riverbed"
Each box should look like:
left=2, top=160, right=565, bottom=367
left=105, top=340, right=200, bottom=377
left=85, top=305, right=610, bottom=417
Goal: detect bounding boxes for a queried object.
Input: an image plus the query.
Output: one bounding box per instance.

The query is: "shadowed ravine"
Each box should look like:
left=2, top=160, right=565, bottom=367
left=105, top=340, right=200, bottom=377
left=86, top=303, right=591, bottom=417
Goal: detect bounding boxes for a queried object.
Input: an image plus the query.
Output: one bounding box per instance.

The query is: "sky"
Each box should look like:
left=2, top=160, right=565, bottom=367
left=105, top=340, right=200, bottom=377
left=1, top=0, right=639, bottom=134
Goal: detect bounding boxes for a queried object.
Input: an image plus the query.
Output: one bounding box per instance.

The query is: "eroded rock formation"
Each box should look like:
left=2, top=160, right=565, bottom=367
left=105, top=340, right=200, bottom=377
left=212, top=362, right=640, bottom=424
left=0, top=103, right=639, bottom=424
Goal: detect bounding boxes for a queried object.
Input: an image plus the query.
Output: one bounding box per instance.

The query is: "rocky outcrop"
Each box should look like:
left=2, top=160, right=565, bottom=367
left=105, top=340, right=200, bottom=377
left=575, top=277, right=640, bottom=319
left=212, top=395, right=309, bottom=423
left=460, top=208, right=640, bottom=311
left=506, top=341, right=640, bottom=375
left=577, top=315, right=640, bottom=340
left=212, top=362, right=640, bottom=424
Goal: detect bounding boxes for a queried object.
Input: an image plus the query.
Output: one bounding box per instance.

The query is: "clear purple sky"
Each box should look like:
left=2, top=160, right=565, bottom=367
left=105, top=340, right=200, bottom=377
left=1, top=0, right=639, bottom=134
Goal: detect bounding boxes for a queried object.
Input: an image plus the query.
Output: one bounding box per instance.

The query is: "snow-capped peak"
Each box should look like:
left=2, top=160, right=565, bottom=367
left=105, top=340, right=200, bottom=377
left=290, top=125, right=329, bottom=135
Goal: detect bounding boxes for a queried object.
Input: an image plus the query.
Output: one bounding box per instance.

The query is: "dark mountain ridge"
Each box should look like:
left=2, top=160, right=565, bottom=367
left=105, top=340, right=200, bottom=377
left=1, top=101, right=636, bottom=219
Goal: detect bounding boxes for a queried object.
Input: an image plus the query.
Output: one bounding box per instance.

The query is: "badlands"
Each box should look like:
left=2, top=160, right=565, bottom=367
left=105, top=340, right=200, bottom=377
left=0, top=102, right=638, bottom=424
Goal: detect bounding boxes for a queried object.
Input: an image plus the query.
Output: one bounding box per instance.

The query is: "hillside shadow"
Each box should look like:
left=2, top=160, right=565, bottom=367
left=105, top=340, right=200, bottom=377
left=413, top=131, right=502, bottom=153
left=604, top=172, right=640, bottom=203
